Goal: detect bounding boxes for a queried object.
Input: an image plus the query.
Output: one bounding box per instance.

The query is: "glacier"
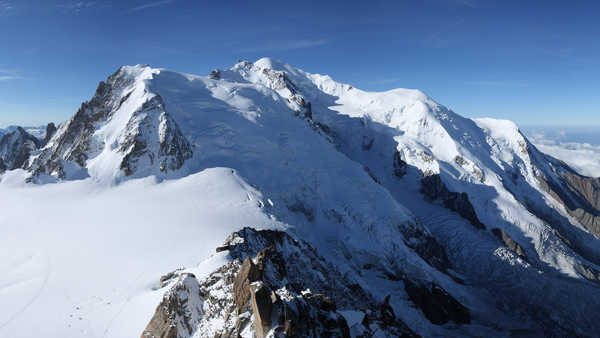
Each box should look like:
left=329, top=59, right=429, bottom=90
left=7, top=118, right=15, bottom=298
left=1, top=58, right=600, bottom=337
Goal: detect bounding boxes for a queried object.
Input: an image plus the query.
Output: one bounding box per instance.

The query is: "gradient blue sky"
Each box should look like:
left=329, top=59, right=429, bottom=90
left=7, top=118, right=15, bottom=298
left=0, top=0, right=598, bottom=127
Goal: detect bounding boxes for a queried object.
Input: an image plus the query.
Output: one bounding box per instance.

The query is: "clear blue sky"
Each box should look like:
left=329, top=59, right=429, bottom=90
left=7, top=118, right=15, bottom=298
left=1, top=0, right=598, bottom=127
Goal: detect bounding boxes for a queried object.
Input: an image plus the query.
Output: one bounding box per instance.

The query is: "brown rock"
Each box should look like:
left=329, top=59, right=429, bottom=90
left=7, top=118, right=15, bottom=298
left=250, top=282, right=273, bottom=338
left=492, top=228, right=527, bottom=259
left=233, top=258, right=262, bottom=311
left=284, top=319, right=297, bottom=337
left=141, top=274, right=197, bottom=338
left=421, top=174, right=486, bottom=230
left=141, top=305, right=177, bottom=338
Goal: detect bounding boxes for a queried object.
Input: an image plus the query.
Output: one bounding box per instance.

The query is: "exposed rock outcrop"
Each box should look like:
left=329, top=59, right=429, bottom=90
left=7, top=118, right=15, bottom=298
left=142, top=273, right=202, bottom=338
left=574, top=264, right=600, bottom=285
left=42, top=122, right=57, bottom=146
left=208, top=69, right=221, bottom=80
left=491, top=228, right=527, bottom=260
left=394, top=150, right=407, bottom=178
left=28, top=68, right=135, bottom=178
left=399, top=221, right=451, bottom=272
left=28, top=67, right=193, bottom=180
left=403, top=279, right=471, bottom=325
left=0, top=127, right=41, bottom=170
left=535, top=171, right=600, bottom=234
left=119, top=95, right=193, bottom=176
left=359, top=295, right=419, bottom=337
left=233, top=257, right=262, bottom=311
left=143, top=228, right=419, bottom=337
left=421, top=173, right=486, bottom=230
left=548, top=169, right=600, bottom=237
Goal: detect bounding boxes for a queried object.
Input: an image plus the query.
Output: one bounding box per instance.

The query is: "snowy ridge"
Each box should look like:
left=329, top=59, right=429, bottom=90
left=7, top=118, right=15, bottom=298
left=1, top=58, right=600, bottom=337
left=0, top=127, right=41, bottom=171
left=0, top=125, right=47, bottom=140
left=27, top=65, right=192, bottom=183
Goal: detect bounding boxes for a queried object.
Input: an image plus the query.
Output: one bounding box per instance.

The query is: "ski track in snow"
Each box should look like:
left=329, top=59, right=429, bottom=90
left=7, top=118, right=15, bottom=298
left=0, top=252, right=50, bottom=331
left=1, top=58, right=600, bottom=337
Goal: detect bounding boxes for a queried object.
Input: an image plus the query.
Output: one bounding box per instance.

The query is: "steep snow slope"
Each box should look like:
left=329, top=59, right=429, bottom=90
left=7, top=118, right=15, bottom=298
left=231, top=58, right=600, bottom=334
left=27, top=66, right=192, bottom=183
left=245, top=57, right=600, bottom=272
left=1, top=63, right=477, bottom=337
left=2, top=58, right=600, bottom=337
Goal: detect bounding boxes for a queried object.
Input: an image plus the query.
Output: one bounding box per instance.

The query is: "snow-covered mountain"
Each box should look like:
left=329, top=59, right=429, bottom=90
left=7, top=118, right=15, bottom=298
left=0, top=123, right=57, bottom=173
left=2, top=58, right=600, bottom=337
left=0, top=125, right=49, bottom=141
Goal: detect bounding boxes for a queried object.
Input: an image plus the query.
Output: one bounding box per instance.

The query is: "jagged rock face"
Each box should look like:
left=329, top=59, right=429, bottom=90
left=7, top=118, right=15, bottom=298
left=574, top=264, right=600, bottom=285
left=222, top=228, right=373, bottom=311
left=421, top=174, right=486, bottom=230
left=399, top=221, right=451, bottom=272
left=141, top=273, right=203, bottom=338
left=7, top=59, right=600, bottom=337
left=492, top=228, right=527, bottom=260
left=119, top=95, right=192, bottom=176
left=393, top=150, right=407, bottom=178
left=403, top=279, right=470, bottom=325
left=233, top=257, right=262, bottom=311
left=28, top=66, right=192, bottom=180
left=42, top=122, right=57, bottom=147
left=0, top=127, right=41, bottom=170
left=248, top=281, right=272, bottom=338
left=28, top=68, right=134, bottom=178
left=208, top=69, right=220, bottom=80
left=359, top=296, right=420, bottom=338
left=537, top=162, right=600, bottom=237
left=144, top=228, right=418, bottom=338
left=236, top=60, right=322, bottom=129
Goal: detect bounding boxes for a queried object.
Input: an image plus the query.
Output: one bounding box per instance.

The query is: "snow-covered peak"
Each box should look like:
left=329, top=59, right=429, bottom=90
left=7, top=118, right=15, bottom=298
left=3, top=58, right=600, bottom=337
left=0, top=126, right=41, bottom=171
left=27, top=63, right=191, bottom=183
left=252, top=56, right=289, bottom=71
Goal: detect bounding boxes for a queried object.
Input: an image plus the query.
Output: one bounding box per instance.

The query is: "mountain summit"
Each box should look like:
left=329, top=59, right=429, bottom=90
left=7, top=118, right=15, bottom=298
left=1, top=58, right=600, bottom=337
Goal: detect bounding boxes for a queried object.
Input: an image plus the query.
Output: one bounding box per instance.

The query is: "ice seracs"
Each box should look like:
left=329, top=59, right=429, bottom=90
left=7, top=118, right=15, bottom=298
left=2, top=57, right=600, bottom=337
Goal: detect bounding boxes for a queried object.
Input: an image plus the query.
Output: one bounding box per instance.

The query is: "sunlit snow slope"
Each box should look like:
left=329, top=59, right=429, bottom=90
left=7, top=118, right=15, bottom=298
left=1, top=58, right=600, bottom=337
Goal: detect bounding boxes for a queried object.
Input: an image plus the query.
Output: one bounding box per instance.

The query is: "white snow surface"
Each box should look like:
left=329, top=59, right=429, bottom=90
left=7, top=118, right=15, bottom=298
left=2, top=57, right=600, bottom=337
left=0, top=168, right=283, bottom=337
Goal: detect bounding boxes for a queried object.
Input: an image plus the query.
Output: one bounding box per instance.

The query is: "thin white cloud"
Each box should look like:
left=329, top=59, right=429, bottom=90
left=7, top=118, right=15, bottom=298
left=59, top=1, right=112, bottom=14
left=0, top=75, right=20, bottom=81
left=528, top=132, right=600, bottom=178
left=240, top=39, right=330, bottom=53
left=465, top=80, right=530, bottom=88
left=0, top=69, right=21, bottom=82
left=128, top=0, right=176, bottom=12
left=0, top=1, right=15, bottom=16
left=61, top=1, right=97, bottom=12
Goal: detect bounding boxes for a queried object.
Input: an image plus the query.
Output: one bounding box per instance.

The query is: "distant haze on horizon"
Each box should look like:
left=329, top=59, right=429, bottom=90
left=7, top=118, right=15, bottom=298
left=0, top=0, right=598, bottom=127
